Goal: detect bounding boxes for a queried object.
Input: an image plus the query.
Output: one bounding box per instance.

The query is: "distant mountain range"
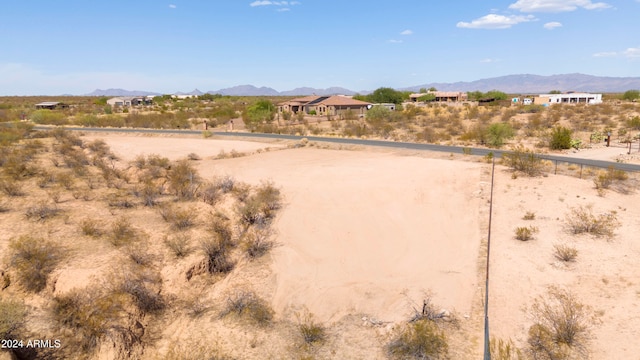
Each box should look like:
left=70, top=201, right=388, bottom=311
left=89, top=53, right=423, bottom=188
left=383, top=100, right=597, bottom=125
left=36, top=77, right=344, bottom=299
left=83, top=73, right=640, bottom=97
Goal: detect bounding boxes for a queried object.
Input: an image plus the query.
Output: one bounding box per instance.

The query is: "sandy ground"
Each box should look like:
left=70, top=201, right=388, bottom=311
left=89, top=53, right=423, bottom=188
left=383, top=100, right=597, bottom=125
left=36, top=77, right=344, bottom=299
left=6, top=132, right=634, bottom=359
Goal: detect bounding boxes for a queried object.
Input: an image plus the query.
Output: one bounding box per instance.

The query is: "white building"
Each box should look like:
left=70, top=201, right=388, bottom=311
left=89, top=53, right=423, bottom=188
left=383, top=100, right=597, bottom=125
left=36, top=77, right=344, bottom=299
left=534, top=93, right=602, bottom=105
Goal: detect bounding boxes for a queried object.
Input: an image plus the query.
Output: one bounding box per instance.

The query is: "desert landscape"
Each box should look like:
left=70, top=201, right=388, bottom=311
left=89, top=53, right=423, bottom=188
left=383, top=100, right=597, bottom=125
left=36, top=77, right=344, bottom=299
left=1, top=126, right=638, bottom=359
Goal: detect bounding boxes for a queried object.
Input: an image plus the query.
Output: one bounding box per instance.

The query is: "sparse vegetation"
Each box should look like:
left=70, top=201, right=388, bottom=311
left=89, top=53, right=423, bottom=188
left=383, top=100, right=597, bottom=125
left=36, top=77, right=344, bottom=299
left=220, top=290, right=274, bottom=325
left=7, top=236, right=63, bottom=292
left=527, top=286, right=594, bottom=359
left=502, top=146, right=544, bottom=176
left=297, top=311, right=326, bottom=345
left=564, top=205, right=619, bottom=238
left=522, top=211, right=536, bottom=220
left=515, top=226, right=539, bottom=241
left=553, top=244, right=578, bottom=262
left=386, top=319, right=449, bottom=360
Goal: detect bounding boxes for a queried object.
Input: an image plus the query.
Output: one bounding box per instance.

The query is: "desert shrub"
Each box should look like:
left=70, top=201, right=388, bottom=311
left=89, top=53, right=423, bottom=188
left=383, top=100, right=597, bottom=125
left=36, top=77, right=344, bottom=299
left=56, top=171, right=75, bottom=190
left=522, top=211, right=536, bottom=220
left=133, top=180, right=162, bottom=207
left=489, top=338, right=524, bottom=360
left=215, top=175, right=235, bottom=193
left=527, top=287, right=593, bottom=359
left=220, top=290, right=274, bottom=325
left=164, top=234, right=192, bottom=258
left=207, top=213, right=234, bottom=249
left=30, top=110, right=67, bottom=125
left=231, top=182, right=251, bottom=202
left=0, top=299, right=27, bottom=339
left=242, top=228, right=274, bottom=259
left=109, top=217, right=138, bottom=246
left=386, top=319, right=448, bottom=360
left=167, top=159, right=200, bottom=200
left=200, top=237, right=234, bottom=274
left=7, top=236, right=62, bottom=292
left=564, top=205, right=619, bottom=238
left=502, top=146, right=544, bottom=176
left=549, top=126, right=572, bottom=150
left=25, top=201, right=60, bottom=221
left=200, top=182, right=222, bottom=206
left=80, top=218, right=103, bottom=237
left=163, top=341, right=232, bottom=360
left=593, top=166, right=628, bottom=193
left=0, top=177, right=23, bottom=196
left=486, top=122, right=514, bottom=148
left=52, top=289, right=130, bottom=353
left=553, top=244, right=578, bottom=262
left=158, top=204, right=196, bottom=230
left=106, top=191, right=136, bottom=209
left=297, top=311, right=326, bottom=345
left=118, top=274, right=165, bottom=314
left=236, top=181, right=282, bottom=228
left=515, top=226, right=539, bottom=241
left=187, top=152, right=201, bottom=161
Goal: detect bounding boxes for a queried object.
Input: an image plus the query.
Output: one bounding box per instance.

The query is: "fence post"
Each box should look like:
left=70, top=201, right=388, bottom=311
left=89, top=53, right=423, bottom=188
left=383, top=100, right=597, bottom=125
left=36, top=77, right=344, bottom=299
left=555, top=160, right=557, bottom=175
left=580, top=164, right=583, bottom=179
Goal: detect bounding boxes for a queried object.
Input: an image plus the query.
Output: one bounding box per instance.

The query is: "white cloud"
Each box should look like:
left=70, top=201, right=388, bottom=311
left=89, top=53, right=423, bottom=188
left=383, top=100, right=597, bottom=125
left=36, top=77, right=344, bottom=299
left=388, top=39, right=403, bottom=44
left=168, top=4, right=176, bottom=8
left=623, top=47, right=640, bottom=58
left=592, top=47, right=640, bottom=58
left=456, top=14, right=536, bottom=29
left=509, top=0, right=611, bottom=13
left=250, top=1, right=300, bottom=7
left=543, top=21, right=562, bottom=29
left=400, top=29, right=413, bottom=35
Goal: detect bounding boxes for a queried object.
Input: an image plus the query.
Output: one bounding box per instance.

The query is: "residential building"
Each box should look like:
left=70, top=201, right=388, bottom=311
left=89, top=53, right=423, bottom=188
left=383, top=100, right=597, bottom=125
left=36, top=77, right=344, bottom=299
left=409, top=91, right=468, bottom=102
left=106, top=96, right=152, bottom=107
left=533, top=93, right=602, bottom=105
left=278, top=95, right=371, bottom=117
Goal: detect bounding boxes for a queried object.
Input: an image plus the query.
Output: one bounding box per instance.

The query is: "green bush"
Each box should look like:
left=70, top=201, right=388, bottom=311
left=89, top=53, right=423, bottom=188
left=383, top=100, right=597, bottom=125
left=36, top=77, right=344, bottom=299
left=502, top=146, right=544, bottom=176
left=549, top=126, right=572, bottom=150
left=486, top=122, right=514, bottom=147
left=515, top=226, right=538, bottom=241
left=30, top=110, right=68, bottom=125
left=8, top=235, right=63, bottom=292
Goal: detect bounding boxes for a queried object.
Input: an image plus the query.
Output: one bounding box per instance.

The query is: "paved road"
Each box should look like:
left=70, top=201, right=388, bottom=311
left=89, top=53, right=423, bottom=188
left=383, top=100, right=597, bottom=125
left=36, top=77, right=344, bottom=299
left=32, top=125, right=640, bottom=172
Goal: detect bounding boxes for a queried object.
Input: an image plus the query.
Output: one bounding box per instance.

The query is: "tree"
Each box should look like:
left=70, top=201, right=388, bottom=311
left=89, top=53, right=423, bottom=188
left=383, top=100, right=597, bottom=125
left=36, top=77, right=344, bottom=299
left=549, top=90, right=562, bottom=94
left=622, top=89, right=640, bottom=101
left=419, top=88, right=427, bottom=93
left=366, top=105, right=392, bottom=123
left=367, top=87, right=407, bottom=105
left=467, top=91, right=484, bottom=101
left=486, top=122, right=514, bottom=147
left=243, top=100, right=276, bottom=128
left=417, top=94, right=436, bottom=102
left=428, top=87, right=437, bottom=92
left=485, top=90, right=508, bottom=101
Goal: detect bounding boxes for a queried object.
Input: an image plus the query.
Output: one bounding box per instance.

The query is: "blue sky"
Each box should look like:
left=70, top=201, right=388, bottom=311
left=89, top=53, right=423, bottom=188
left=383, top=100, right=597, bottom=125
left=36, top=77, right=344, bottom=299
left=1, top=0, right=639, bottom=95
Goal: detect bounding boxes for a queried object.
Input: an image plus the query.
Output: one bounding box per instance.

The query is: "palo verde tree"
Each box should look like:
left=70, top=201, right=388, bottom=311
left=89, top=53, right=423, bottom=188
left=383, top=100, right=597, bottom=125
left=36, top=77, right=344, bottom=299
left=243, top=99, right=276, bottom=129
left=622, top=89, right=640, bottom=101
left=359, top=87, right=409, bottom=105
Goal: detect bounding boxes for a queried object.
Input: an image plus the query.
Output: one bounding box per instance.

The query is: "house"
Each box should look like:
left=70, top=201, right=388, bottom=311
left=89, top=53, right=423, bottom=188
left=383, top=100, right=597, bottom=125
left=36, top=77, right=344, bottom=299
left=35, top=101, right=68, bottom=110
left=409, top=91, right=468, bottom=103
left=533, top=93, right=602, bottom=105
left=106, top=96, right=152, bottom=107
left=278, top=95, right=371, bottom=117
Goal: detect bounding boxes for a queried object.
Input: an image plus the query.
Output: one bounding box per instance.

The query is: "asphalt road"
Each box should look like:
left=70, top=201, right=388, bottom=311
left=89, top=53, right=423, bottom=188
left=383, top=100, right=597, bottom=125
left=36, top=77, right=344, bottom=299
left=32, top=125, right=640, bottom=172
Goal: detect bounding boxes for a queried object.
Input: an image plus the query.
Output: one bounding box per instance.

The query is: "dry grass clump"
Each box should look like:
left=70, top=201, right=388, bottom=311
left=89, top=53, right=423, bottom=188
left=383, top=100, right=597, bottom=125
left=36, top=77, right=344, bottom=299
left=7, top=235, right=63, bottom=292
left=158, top=204, right=196, bottom=230
left=24, top=201, right=60, bottom=221
left=117, top=272, right=166, bottom=315
left=199, top=236, right=234, bottom=275
left=0, top=298, right=28, bottom=340
left=106, top=191, right=136, bottom=209
left=109, top=217, right=138, bottom=246
left=527, top=287, right=594, bottom=359
left=515, top=226, right=539, bottom=241
left=502, top=145, right=544, bottom=177
left=200, top=182, right=222, bottom=205
left=187, top=152, right=201, bottom=161
left=220, top=290, right=274, bottom=326
left=522, top=211, right=536, bottom=220
left=553, top=244, right=578, bottom=263
left=297, top=311, right=327, bottom=345
left=0, top=177, right=24, bottom=196
left=164, top=233, right=192, bottom=258
left=489, top=338, right=524, bottom=360
left=236, top=181, right=282, bottom=228
left=167, top=159, right=200, bottom=200
left=386, top=319, right=449, bottom=360
left=564, top=205, right=619, bottom=238
left=80, top=218, right=103, bottom=237
left=242, top=228, right=274, bottom=259
left=593, top=166, right=630, bottom=195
